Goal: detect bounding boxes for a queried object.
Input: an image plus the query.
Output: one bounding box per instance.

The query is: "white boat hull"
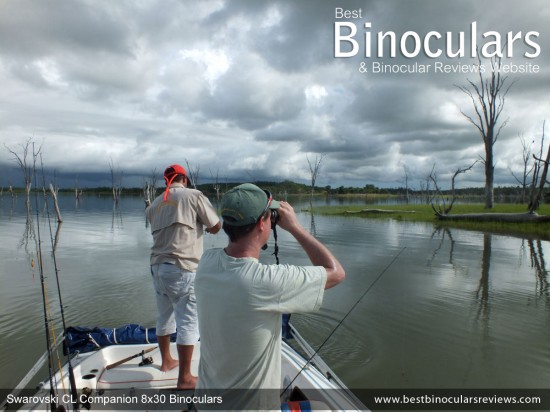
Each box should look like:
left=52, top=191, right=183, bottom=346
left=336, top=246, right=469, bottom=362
left=7, top=339, right=366, bottom=411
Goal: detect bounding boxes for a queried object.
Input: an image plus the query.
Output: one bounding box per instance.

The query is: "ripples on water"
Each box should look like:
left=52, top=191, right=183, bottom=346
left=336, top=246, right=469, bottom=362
left=1, top=196, right=550, bottom=392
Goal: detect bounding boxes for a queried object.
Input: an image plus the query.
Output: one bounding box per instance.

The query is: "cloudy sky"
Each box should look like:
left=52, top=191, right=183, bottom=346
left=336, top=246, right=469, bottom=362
left=0, top=0, right=549, bottom=189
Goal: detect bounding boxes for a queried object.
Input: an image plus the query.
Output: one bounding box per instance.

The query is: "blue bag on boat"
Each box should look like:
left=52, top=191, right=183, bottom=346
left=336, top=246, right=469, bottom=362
left=64, top=324, right=176, bottom=354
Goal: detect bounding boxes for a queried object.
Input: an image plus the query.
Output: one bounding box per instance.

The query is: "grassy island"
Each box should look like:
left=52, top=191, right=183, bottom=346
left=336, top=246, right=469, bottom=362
left=312, top=203, right=550, bottom=240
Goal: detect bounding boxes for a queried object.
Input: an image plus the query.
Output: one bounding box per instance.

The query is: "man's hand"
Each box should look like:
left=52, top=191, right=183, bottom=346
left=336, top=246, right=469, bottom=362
left=275, top=201, right=301, bottom=233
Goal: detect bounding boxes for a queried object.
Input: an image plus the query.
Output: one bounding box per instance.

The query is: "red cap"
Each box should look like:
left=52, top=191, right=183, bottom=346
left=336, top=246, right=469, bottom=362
left=163, top=164, right=187, bottom=201
left=163, top=164, right=186, bottom=184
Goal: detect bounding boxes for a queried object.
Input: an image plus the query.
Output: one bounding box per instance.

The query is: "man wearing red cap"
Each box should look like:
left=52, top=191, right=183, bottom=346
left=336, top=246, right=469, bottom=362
left=146, top=164, right=221, bottom=389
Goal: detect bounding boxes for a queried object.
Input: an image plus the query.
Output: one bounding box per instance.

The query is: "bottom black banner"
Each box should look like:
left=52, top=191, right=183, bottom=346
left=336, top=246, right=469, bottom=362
left=359, top=389, right=550, bottom=410
left=2, top=388, right=550, bottom=410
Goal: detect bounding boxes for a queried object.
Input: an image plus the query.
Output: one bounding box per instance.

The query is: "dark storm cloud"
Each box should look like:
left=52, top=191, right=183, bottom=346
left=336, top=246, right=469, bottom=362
left=0, top=0, right=548, bottom=189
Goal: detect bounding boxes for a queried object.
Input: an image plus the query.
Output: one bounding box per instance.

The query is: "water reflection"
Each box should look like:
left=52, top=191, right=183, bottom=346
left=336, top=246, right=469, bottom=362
left=476, top=233, right=491, bottom=321
left=527, top=239, right=549, bottom=301
left=111, top=200, right=124, bottom=230
left=309, top=212, right=317, bottom=237
left=19, top=215, right=36, bottom=255
left=14, top=194, right=65, bottom=256
left=430, top=228, right=550, bottom=316
left=428, top=227, right=455, bottom=265
left=3, top=195, right=550, bottom=392
left=52, top=222, right=62, bottom=253
left=429, top=229, right=550, bottom=323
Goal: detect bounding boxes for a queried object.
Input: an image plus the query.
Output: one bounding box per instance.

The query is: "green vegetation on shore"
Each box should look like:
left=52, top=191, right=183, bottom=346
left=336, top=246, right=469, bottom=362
left=18, top=179, right=542, bottom=199
left=6, top=179, right=549, bottom=239
left=312, top=203, right=550, bottom=240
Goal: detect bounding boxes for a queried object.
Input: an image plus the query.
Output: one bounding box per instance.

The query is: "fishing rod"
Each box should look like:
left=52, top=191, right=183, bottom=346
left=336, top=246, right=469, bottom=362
left=31, top=146, right=58, bottom=411
left=39, top=155, right=79, bottom=411
left=106, top=347, right=157, bottom=370
left=281, top=245, right=407, bottom=396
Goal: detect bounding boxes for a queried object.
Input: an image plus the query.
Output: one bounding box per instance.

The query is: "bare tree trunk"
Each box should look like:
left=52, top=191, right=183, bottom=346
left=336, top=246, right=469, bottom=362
left=306, top=153, right=326, bottom=209
left=49, top=183, right=63, bottom=223
left=484, top=144, right=494, bottom=209
left=529, top=122, right=549, bottom=213
left=458, top=55, right=514, bottom=209
left=143, top=168, right=159, bottom=207
left=529, top=147, right=550, bottom=213
left=210, top=168, right=221, bottom=203
left=185, top=159, right=199, bottom=189
left=402, top=164, right=410, bottom=204
left=109, top=158, right=123, bottom=205
left=75, top=177, right=83, bottom=202
left=5, top=138, right=38, bottom=215
left=450, top=161, right=478, bottom=207
left=510, top=134, right=534, bottom=204
left=429, top=162, right=476, bottom=215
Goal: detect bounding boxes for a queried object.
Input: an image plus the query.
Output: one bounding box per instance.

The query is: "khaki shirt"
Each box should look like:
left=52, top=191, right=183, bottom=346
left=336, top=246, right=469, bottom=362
left=146, top=183, right=219, bottom=272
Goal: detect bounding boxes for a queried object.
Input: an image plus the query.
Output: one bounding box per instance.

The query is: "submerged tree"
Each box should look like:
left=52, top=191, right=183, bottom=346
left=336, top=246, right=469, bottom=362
left=5, top=138, right=40, bottom=215
left=510, top=134, right=535, bottom=204
left=429, top=161, right=477, bottom=215
left=185, top=159, right=200, bottom=189
left=457, top=55, right=514, bottom=209
left=306, top=153, right=326, bottom=208
left=402, top=164, right=410, bottom=204
left=108, top=158, right=123, bottom=204
left=143, top=168, right=159, bottom=206
left=528, top=121, right=549, bottom=213
left=210, top=168, right=221, bottom=203
left=74, top=176, right=83, bottom=202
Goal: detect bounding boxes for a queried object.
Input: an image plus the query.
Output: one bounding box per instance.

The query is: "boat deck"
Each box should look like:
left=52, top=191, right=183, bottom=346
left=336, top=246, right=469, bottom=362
left=91, top=344, right=192, bottom=390
left=12, top=339, right=367, bottom=411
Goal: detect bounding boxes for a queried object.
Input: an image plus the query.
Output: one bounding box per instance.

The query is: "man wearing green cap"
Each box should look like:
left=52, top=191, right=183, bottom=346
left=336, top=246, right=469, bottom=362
left=195, top=183, right=345, bottom=410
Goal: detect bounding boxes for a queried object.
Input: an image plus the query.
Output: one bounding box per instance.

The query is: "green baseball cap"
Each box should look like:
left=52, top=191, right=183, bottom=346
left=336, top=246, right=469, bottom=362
left=221, top=183, right=280, bottom=226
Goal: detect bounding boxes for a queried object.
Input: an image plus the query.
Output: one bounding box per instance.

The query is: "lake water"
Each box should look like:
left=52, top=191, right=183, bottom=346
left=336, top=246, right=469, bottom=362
left=1, top=193, right=549, bottom=399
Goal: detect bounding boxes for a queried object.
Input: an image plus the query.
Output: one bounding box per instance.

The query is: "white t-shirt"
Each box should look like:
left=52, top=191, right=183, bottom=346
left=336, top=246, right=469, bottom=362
left=195, top=248, right=327, bottom=411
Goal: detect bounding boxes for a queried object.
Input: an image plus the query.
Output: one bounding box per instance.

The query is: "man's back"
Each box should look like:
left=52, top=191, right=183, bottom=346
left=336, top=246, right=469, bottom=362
left=195, top=248, right=326, bottom=409
left=146, top=183, right=218, bottom=271
left=195, top=183, right=343, bottom=410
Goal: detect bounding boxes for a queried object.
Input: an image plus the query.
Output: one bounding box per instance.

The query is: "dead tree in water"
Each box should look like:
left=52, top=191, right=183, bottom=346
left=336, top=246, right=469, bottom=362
left=429, top=161, right=477, bottom=215
left=109, top=159, right=123, bottom=204
left=509, top=134, right=534, bottom=204
left=402, top=164, right=410, bottom=204
left=435, top=123, right=550, bottom=224
left=143, top=168, right=159, bottom=206
left=75, top=176, right=83, bottom=201
left=49, top=183, right=62, bottom=223
left=528, top=121, right=549, bottom=213
left=43, top=165, right=63, bottom=222
left=5, top=138, right=40, bottom=215
left=457, top=55, right=514, bottom=209
left=210, top=168, right=221, bottom=203
left=306, top=153, right=325, bottom=209
left=185, top=159, right=200, bottom=189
